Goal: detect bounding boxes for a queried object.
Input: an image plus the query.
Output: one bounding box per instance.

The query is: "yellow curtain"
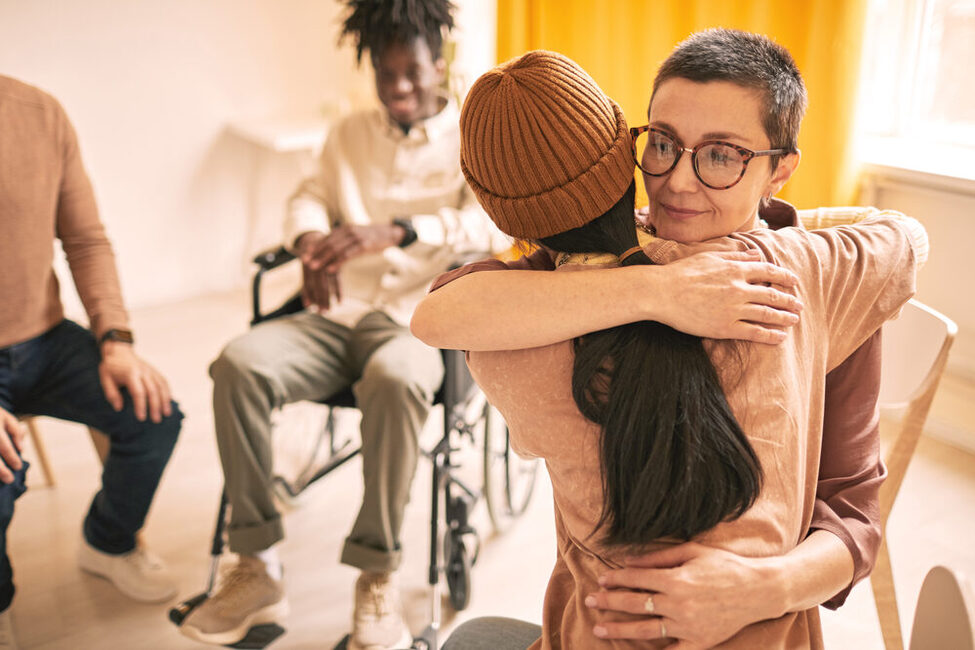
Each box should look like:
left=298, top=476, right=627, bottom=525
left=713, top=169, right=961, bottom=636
left=497, top=0, right=868, bottom=208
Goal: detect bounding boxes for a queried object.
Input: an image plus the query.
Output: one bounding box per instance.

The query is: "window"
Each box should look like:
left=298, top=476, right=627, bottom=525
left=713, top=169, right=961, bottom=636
left=856, top=0, right=975, bottom=179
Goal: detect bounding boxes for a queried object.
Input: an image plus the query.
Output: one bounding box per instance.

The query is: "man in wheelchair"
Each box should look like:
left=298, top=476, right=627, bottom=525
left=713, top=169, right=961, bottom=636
left=179, top=1, right=507, bottom=648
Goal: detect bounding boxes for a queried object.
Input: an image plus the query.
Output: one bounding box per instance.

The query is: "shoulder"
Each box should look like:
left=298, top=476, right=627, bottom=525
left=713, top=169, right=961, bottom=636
left=0, top=75, right=64, bottom=116
left=0, top=76, right=71, bottom=146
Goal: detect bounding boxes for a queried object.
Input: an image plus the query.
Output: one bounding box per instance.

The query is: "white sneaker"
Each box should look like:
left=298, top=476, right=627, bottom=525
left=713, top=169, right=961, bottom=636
left=0, top=609, right=20, bottom=650
left=78, top=539, right=178, bottom=603
left=348, top=571, right=412, bottom=650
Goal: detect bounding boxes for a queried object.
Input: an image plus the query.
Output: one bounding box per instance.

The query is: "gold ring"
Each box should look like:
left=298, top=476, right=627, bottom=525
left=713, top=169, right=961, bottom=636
left=661, top=620, right=667, bottom=638
left=644, top=594, right=655, bottom=614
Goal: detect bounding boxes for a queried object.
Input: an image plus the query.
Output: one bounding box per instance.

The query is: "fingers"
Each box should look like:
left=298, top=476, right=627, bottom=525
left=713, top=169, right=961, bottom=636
left=0, top=414, right=24, bottom=482
left=305, top=230, right=356, bottom=271
left=712, top=252, right=800, bottom=289
left=740, top=302, right=800, bottom=329
left=144, top=370, right=163, bottom=424
left=586, top=589, right=669, bottom=617
left=156, top=370, right=173, bottom=418
left=599, top=566, right=671, bottom=592
left=328, top=272, right=342, bottom=304
left=99, top=366, right=124, bottom=412
left=730, top=323, right=789, bottom=345
left=594, top=616, right=671, bottom=641
left=302, top=266, right=342, bottom=313
left=302, top=265, right=327, bottom=311
left=126, top=372, right=148, bottom=422
left=744, top=260, right=799, bottom=288
left=753, top=283, right=803, bottom=314
left=9, top=418, right=25, bottom=453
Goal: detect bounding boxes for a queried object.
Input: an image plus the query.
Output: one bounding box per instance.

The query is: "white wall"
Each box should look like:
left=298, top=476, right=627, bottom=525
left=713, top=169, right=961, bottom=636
left=0, top=0, right=497, bottom=313
left=860, top=168, right=975, bottom=379
left=860, top=167, right=975, bottom=449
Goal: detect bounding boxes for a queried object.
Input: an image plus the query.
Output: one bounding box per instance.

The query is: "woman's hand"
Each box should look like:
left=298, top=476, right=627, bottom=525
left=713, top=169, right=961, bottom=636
left=651, top=250, right=803, bottom=345
left=587, top=542, right=786, bottom=648
left=0, top=407, right=25, bottom=484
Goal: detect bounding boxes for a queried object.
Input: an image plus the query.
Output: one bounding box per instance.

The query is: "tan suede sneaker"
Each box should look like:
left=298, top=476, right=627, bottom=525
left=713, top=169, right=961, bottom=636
left=180, top=555, right=288, bottom=646
left=347, top=571, right=412, bottom=650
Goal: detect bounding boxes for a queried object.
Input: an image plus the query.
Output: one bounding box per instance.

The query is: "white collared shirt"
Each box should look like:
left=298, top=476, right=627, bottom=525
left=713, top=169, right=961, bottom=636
left=284, top=101, right=509, bottom=327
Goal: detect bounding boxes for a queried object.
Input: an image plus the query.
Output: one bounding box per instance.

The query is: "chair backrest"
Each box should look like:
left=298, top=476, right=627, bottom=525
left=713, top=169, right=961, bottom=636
left=909, top=565, right=975, bottom=650
left=880, top=299, right=958, bottom=408
left=877, top=299, right=957, bottom=519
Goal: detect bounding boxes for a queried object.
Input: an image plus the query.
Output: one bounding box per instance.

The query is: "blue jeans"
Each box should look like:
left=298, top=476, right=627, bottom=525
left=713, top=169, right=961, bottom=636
left=0, top=320, right=182, bottom=612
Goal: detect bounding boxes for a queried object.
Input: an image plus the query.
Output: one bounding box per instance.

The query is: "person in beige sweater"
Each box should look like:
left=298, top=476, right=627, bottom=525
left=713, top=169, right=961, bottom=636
left=421, top=44, right=926, bottom=650
left=0, top=75, right=183, bottom=647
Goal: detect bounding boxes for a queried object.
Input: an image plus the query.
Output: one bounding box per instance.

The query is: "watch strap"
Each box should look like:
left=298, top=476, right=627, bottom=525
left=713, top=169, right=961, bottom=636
left=392, top=217, right=418, bottom=248
left=99, top=328, right=134, bottom=345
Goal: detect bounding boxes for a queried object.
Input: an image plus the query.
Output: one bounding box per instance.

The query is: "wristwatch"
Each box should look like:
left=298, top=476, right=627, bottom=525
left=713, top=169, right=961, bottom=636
left=99, top=328, right=134, bottom=346
left=392, top=217, right=418, bottom=248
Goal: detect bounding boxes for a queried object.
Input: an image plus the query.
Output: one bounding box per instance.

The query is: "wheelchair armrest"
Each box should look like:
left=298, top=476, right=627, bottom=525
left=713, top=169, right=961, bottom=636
left=252, top=245, right=296, bottom=271
left=251, top=245, right=300, bottom=325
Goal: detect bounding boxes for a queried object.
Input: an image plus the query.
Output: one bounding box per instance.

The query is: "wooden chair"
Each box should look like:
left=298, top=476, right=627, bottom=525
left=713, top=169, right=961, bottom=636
left=871, top=299, right=958, bottom=649
left=20, top=416, right=110, bottom=488
left=909, top=565, right=975, bottom=649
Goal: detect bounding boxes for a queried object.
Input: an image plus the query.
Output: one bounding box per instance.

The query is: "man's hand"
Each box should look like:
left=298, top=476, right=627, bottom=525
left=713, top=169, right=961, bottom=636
left=99, top=342, right=173, bottom=423
left=0, top=407, right=25, bottom=483
left=296, top=224, right=404, bottom=312
left=302, top=223, right=405, bottom=273
left=652, top=250, right=803, bottom=344
left=587, top=542, right=785, bottom=648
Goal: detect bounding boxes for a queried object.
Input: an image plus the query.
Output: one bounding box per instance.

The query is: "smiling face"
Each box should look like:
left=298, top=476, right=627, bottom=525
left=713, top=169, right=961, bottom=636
left=372, top=37, right=446, bottom=128
left=643, top=78, right=799, bottom=243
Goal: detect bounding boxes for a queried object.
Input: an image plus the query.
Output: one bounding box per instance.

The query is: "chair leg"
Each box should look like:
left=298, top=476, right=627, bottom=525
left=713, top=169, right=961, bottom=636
left=23, top=417, right=56, bottom=488
left=88, top=427, right=110, bottom=464
left=872, top=535, right=905, bottom=650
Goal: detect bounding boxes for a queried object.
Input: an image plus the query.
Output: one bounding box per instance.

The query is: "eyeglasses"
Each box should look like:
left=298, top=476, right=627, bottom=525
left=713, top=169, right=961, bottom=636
left=630, top=125, right=796, bottom=190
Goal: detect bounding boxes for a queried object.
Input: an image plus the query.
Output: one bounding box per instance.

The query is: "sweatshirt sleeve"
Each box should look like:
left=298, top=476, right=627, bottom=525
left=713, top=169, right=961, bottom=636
left=410, top=181, right=513, bottom=256
left=55, top=102, right=130, bottom=338
left=283, top=131, right=342, bottom=251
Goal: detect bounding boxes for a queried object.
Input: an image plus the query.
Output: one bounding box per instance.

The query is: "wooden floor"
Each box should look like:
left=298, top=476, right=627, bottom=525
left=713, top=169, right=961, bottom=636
left=8, top=288, right=975, bottom=649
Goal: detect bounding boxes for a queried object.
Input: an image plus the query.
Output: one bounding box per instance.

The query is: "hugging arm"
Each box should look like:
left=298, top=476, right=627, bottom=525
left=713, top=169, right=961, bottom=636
left=411, top=248, right=803, bottom=351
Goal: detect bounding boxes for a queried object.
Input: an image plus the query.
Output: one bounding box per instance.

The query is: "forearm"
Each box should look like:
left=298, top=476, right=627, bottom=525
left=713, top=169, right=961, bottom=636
left=765, top=529, right=855, bottom=616
left=58, top=115, right=129, bottom=337
left=411, top=266, right=654, bottom=351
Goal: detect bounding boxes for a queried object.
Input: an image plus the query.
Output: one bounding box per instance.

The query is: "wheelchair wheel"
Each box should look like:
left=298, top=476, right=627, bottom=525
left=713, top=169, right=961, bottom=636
left=444, top=531, right=472, bottom=611
left=481, top=402, right=539, bottom=533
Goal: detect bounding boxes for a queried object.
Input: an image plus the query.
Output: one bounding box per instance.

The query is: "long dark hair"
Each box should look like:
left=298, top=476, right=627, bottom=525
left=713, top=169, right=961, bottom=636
left=538, top=181, right=763, bottom=547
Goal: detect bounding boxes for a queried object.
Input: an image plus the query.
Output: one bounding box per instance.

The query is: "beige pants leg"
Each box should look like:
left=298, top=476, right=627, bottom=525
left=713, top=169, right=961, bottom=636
left=209, top=311, right=354, bottom=554
left=340, top=312, right=444, bottom=573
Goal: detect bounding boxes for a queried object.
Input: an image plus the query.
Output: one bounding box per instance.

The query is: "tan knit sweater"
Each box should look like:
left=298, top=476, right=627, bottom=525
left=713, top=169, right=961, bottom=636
left=0, top=75, right=128, bottom=348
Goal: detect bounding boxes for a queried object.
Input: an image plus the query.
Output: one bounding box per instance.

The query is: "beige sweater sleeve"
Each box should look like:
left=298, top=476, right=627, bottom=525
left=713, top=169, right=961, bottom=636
left=55, top=102, right=130, bottom=337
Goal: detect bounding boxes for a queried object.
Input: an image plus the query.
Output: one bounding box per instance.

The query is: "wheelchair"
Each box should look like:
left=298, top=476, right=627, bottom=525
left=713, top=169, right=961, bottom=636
left=170, top=245, right=539, bottom=650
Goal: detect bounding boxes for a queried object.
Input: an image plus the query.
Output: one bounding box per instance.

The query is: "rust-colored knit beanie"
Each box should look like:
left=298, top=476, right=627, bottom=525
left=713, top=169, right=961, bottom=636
left=460, top=50, right=634, bottom=240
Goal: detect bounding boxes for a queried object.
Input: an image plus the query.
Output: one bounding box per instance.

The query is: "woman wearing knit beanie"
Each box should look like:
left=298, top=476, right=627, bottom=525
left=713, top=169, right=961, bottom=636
left=423, top=39, right=927, bottom=650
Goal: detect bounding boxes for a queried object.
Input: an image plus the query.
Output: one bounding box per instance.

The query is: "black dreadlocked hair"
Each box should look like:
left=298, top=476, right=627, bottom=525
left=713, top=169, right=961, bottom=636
left=339, top=0, right=455, bottom=65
